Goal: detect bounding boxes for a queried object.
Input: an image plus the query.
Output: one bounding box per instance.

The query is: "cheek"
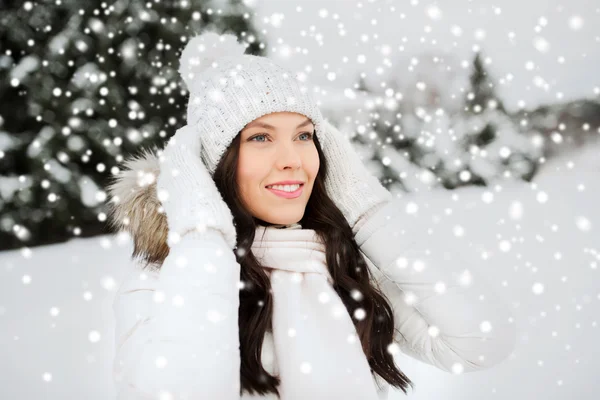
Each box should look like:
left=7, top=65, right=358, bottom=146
left=237, top=145, right=320, bottom=188
left=237, top=149, right=268, bottom=190
left=307, top=148, right=320, bottom=180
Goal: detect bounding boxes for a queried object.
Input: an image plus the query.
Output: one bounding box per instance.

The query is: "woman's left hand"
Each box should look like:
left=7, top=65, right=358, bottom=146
left=318, top=119, right=392, bottom=233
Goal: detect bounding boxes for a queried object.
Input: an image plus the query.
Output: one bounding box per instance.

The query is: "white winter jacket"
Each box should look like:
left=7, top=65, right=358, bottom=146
left=111, top=195, right=517, bottom=399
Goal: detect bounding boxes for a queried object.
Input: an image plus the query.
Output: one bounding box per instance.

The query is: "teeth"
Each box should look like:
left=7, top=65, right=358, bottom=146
left=266, top=184, right=301, bottom=192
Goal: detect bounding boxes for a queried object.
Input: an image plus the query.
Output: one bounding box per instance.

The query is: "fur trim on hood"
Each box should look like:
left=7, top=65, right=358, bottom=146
left=106, top=148, right=169, bottom=271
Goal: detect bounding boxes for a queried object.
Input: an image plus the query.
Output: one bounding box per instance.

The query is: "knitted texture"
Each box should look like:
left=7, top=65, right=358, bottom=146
left=318, top=120, right=392, bottom=233
left=156, top=124, right=237, bottom=249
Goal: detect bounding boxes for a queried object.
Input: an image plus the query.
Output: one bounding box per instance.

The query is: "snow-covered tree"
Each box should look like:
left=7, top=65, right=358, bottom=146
left=453, top=52, right=543, bottom=186
left=356, top=51, right=473, bottom=193
left=0, top=0, right=265, bottom=251
left=355, top=50, right=543, bottom=193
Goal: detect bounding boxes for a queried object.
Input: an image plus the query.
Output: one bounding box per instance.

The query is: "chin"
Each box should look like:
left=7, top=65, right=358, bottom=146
left=257, top=210, right=305, bottom=226
left=265, top=217, right=301, bottom=225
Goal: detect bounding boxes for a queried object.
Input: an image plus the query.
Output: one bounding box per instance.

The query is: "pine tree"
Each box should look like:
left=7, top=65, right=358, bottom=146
left=355, top=73, right=370, bottom=93
left=454, top=51, right=542, bottom=186
left=0, top=0, right=265, bottom=250
left=350, top=50, right=542, bottom=192
left=359, top=52, right=471, bottom=193
left=465, top=52, right=506, bottom=115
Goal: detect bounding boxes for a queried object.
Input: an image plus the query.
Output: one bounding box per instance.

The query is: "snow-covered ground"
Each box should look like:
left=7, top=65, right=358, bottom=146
left=0, top=142, right=598, bottom=400
left=388, top=141, right=600, bottom=400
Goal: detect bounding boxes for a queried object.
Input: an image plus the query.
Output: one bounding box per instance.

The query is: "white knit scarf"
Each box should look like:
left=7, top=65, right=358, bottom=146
left=250, top=223, right=382, bottom=400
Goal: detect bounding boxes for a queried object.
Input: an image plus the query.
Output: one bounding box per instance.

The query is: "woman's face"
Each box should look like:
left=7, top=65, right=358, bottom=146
left=237, top=112, right=319, bottom=225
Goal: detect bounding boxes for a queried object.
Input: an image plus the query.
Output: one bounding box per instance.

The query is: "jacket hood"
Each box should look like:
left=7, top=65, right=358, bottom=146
left=106, top=148, right=169, bottom=270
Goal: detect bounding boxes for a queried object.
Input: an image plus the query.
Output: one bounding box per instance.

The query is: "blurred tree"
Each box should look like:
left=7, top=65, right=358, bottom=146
left=357, top=52, right=474, bottom=193
left=464, top=51, right=506, bottom=115
left=455, top=51, right=542, bottom=186
left=0, top=0, right=265, bottom=251
left=348, top=50, right=543, bottom=193
left=355, top=74, right=370, bottom=93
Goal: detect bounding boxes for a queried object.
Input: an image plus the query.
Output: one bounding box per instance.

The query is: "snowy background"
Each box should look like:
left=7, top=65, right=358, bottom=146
left=1, top=0, right=599, bottom=399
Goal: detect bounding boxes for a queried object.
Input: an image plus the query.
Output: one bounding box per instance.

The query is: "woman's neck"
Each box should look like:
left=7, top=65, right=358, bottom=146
left=270, top=222, right=302, bottom=229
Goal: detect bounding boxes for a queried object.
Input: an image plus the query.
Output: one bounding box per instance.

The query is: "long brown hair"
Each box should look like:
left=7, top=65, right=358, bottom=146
left=213, top=127, right=415, bottom=397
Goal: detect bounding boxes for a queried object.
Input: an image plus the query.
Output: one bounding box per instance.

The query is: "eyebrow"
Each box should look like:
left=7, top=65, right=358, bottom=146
left=245, top=118, right=313, bottom=130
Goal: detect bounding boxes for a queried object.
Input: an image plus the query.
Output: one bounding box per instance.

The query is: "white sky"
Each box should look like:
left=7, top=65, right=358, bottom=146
left=247, top=0, right=600, bottom=113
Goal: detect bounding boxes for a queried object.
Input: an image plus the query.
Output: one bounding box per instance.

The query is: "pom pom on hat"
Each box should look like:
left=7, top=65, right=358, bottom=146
left=179, top=30, right=247, bottom=90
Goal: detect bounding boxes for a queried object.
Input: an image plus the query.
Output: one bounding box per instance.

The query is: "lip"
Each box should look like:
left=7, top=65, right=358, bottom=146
left=266, top=184, right=304, bottom=199
left=265, top=180, right=305, bottom=186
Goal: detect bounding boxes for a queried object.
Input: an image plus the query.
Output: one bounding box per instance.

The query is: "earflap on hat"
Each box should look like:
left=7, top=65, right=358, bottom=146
left=179, top=29, right=247, bottom=92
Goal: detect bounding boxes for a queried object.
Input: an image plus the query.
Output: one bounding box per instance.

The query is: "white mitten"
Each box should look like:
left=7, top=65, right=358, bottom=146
left=318, top=119, right=392, bottom=234
left=156, top=124, right=237, bottom=250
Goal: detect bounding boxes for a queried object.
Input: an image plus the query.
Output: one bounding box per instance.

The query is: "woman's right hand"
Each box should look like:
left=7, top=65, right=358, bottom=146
left=114, top=132, right=243, bottom=397
left=156, top=124, right=237, bottom=250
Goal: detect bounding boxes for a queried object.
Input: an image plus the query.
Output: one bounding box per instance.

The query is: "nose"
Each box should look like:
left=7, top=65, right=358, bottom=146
left=274, top=141, right=302, bottom=170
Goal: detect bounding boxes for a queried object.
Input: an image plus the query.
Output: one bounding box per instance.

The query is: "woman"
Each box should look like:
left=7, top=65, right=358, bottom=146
left=107, top=31, right=516, bottom=399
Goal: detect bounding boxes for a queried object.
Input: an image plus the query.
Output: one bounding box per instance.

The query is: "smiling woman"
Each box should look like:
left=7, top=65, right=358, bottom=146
left=236, top=112, right=320, bottom=226
left=107, top=29, right=515, bottom=400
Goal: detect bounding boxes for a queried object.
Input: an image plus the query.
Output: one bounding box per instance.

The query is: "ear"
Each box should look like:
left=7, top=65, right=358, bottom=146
left=105, top=147, right=170, bottom=270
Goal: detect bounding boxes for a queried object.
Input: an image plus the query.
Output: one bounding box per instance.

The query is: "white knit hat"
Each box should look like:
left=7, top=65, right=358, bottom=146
left=178, top=30, right=326, bottom=176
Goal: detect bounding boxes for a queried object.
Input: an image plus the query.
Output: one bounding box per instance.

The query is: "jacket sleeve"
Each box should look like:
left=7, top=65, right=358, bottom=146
left=112, top=229, right=241, bottom=399
left=354, top=196, right=517, bottom=374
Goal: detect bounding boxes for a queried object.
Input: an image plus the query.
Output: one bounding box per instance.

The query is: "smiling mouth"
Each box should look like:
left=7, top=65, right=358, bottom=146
left=265, top=184, right=304, bottom=199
